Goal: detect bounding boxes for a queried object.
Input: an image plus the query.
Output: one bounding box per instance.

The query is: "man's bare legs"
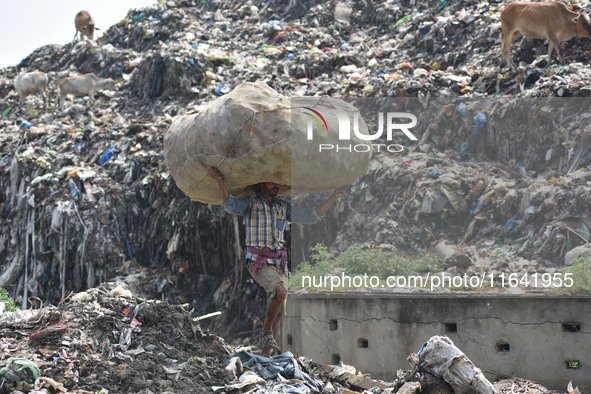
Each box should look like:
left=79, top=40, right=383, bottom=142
left=261, top=284, right=287, bottom=357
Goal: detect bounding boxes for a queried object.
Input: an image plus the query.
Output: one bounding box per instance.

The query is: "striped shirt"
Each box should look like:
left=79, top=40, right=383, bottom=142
left=223, top=193, right=321, bottom=264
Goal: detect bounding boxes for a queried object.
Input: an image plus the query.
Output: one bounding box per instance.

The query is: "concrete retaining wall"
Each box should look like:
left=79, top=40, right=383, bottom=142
left=282, top=292, right=591, bottom=391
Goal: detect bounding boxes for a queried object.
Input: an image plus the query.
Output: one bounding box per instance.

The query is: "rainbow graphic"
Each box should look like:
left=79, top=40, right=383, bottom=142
left=303, top=107, right=328, bottom=131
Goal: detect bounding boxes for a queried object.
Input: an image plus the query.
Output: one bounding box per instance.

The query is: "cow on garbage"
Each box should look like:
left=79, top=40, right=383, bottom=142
left=58, top=74, right=117, bottom=111
left=74, top=10, right=98, bottom=40
left=501, top=1, right=591, bottom=67
left=13, top=71, right=49, bottom=111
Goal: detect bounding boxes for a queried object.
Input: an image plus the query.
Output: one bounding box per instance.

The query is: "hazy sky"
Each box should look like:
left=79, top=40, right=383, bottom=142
left=0, top=0, right=158, bottom=69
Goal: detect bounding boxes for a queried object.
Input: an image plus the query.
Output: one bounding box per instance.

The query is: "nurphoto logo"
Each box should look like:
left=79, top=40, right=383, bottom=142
left=303, top=108, right=419, bottom=153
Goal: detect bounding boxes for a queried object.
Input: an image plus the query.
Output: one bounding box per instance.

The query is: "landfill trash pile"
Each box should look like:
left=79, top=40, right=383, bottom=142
left=326, top=132, right=591, bottom=279
left=0, top=285, right=563, bottom=394
left=0, top=282, right=229, bottom=393
left=0, top=0, right=589, bottom=390
left=215, top=336, right=562, bottom=394
left=1, top=0, right=591, bottom=367
left=294, top=96, right=591, bottom=284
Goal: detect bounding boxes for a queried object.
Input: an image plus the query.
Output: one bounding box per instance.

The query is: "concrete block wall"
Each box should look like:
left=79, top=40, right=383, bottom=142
left=282, top=292, right=591, bottom=391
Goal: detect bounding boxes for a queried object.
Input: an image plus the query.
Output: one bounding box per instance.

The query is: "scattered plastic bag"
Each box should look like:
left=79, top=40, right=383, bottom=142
left=0, top=358, right=40, bottom=384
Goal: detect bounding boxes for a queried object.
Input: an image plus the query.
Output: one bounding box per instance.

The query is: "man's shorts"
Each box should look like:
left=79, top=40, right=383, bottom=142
left=246, top=259, right=288, bottom=314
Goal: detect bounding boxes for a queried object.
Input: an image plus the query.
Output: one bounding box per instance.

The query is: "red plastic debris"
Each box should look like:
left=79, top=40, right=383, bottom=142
left=29, top=325, right=67, bottom=341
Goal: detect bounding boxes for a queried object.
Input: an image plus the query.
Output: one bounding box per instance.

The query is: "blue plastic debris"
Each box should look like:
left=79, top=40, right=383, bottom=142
left=69, top=179, right=80, bottom=199
left=458, top=102, right=467, bottom=115
left=460, top=113, right=487, bottom=158
left=506, top=213, right=519, bottom=231
left=215, top=84, right=232, bottom=95
left=429, top=170, right=445, bottom=178
left=98, top=145, right=117, bottom=165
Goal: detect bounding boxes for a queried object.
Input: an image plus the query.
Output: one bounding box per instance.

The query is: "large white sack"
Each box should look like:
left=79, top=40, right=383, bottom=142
left=164, top=81, right=373, bottom=204
left=418, top=336, right=497, bottom=394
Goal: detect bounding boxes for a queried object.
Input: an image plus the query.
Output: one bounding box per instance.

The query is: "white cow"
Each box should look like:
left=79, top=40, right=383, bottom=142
left=58, top=74, right=117, bottom=110
left=13, top=71, right=49, bottom=110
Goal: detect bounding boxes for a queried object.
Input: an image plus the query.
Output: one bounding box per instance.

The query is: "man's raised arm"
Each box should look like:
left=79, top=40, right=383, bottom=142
left=207, top=167, right=249, bottom=216
left=317, top=185, right=349, bottom=216
left=289, top=185, right=349, bottom=224
left=207, top=167, right=230, bottom=202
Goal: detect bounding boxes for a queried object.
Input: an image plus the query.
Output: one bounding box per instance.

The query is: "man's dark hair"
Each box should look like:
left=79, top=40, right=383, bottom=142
left=252, top=183, right=262, bottom=194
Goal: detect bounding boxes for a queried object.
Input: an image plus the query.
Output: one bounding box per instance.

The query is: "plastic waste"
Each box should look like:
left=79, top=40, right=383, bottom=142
left=150, top=56, right=165, bottom=98
left=132, top=12, right=146, bottom=21
left=0, top=358, right=40, bottom=384
left=98, top=145, right=117, bottom=165
left=225, top=356, right=243, bottom=381
left=564, top=243, right=591, bottom=265
left=429, top=170, right=445, bottom=178
left=215, top=84, right=232, bottom=95
left=505, top=212, right=519, bottom=231
left=233, top=351, right=320, bottom=391
left=418, top=336, right=497, bottom=394
left=29, top=325, right=67, bottom=341
left=69, top=179, right=80, bottom=199
left=395, top=15, right=411, bottom=27
left=109, top=284, right=133, bottom=299
left=0, top=309, right=52, bottom=326
left=458, top=102, right=467, bottom=115
left=460, top=113, right=487, bottom=158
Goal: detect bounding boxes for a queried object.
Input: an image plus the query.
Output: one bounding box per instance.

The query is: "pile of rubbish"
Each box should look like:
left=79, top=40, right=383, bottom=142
left=293, top=96, right=591, bottom=287
left=0, top=289, right=567, bottom=394
left=215, top=335, right=566, bottom=394
left=329, top=125, right=591, bottom=275
left=1, top=0, right=591, bottom=364
left=0, top=282, right=229, bottom=393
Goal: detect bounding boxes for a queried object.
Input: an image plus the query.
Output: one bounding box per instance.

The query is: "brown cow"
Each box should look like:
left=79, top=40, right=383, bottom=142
left=74, top=10, right=98, bottom=40
left=501, top=1, right=591, bottom=67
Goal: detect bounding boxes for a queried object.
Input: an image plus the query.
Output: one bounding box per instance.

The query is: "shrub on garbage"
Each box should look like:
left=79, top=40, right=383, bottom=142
left=291, top=243, right=444, bottom=289
left=0, top=288, right=18, bottom=312
left=560, top=257, right=591, bottom=293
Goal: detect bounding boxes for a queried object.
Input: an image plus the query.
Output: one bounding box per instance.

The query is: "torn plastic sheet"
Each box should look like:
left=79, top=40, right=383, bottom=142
left=0, top=309, right=52, bottom=328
